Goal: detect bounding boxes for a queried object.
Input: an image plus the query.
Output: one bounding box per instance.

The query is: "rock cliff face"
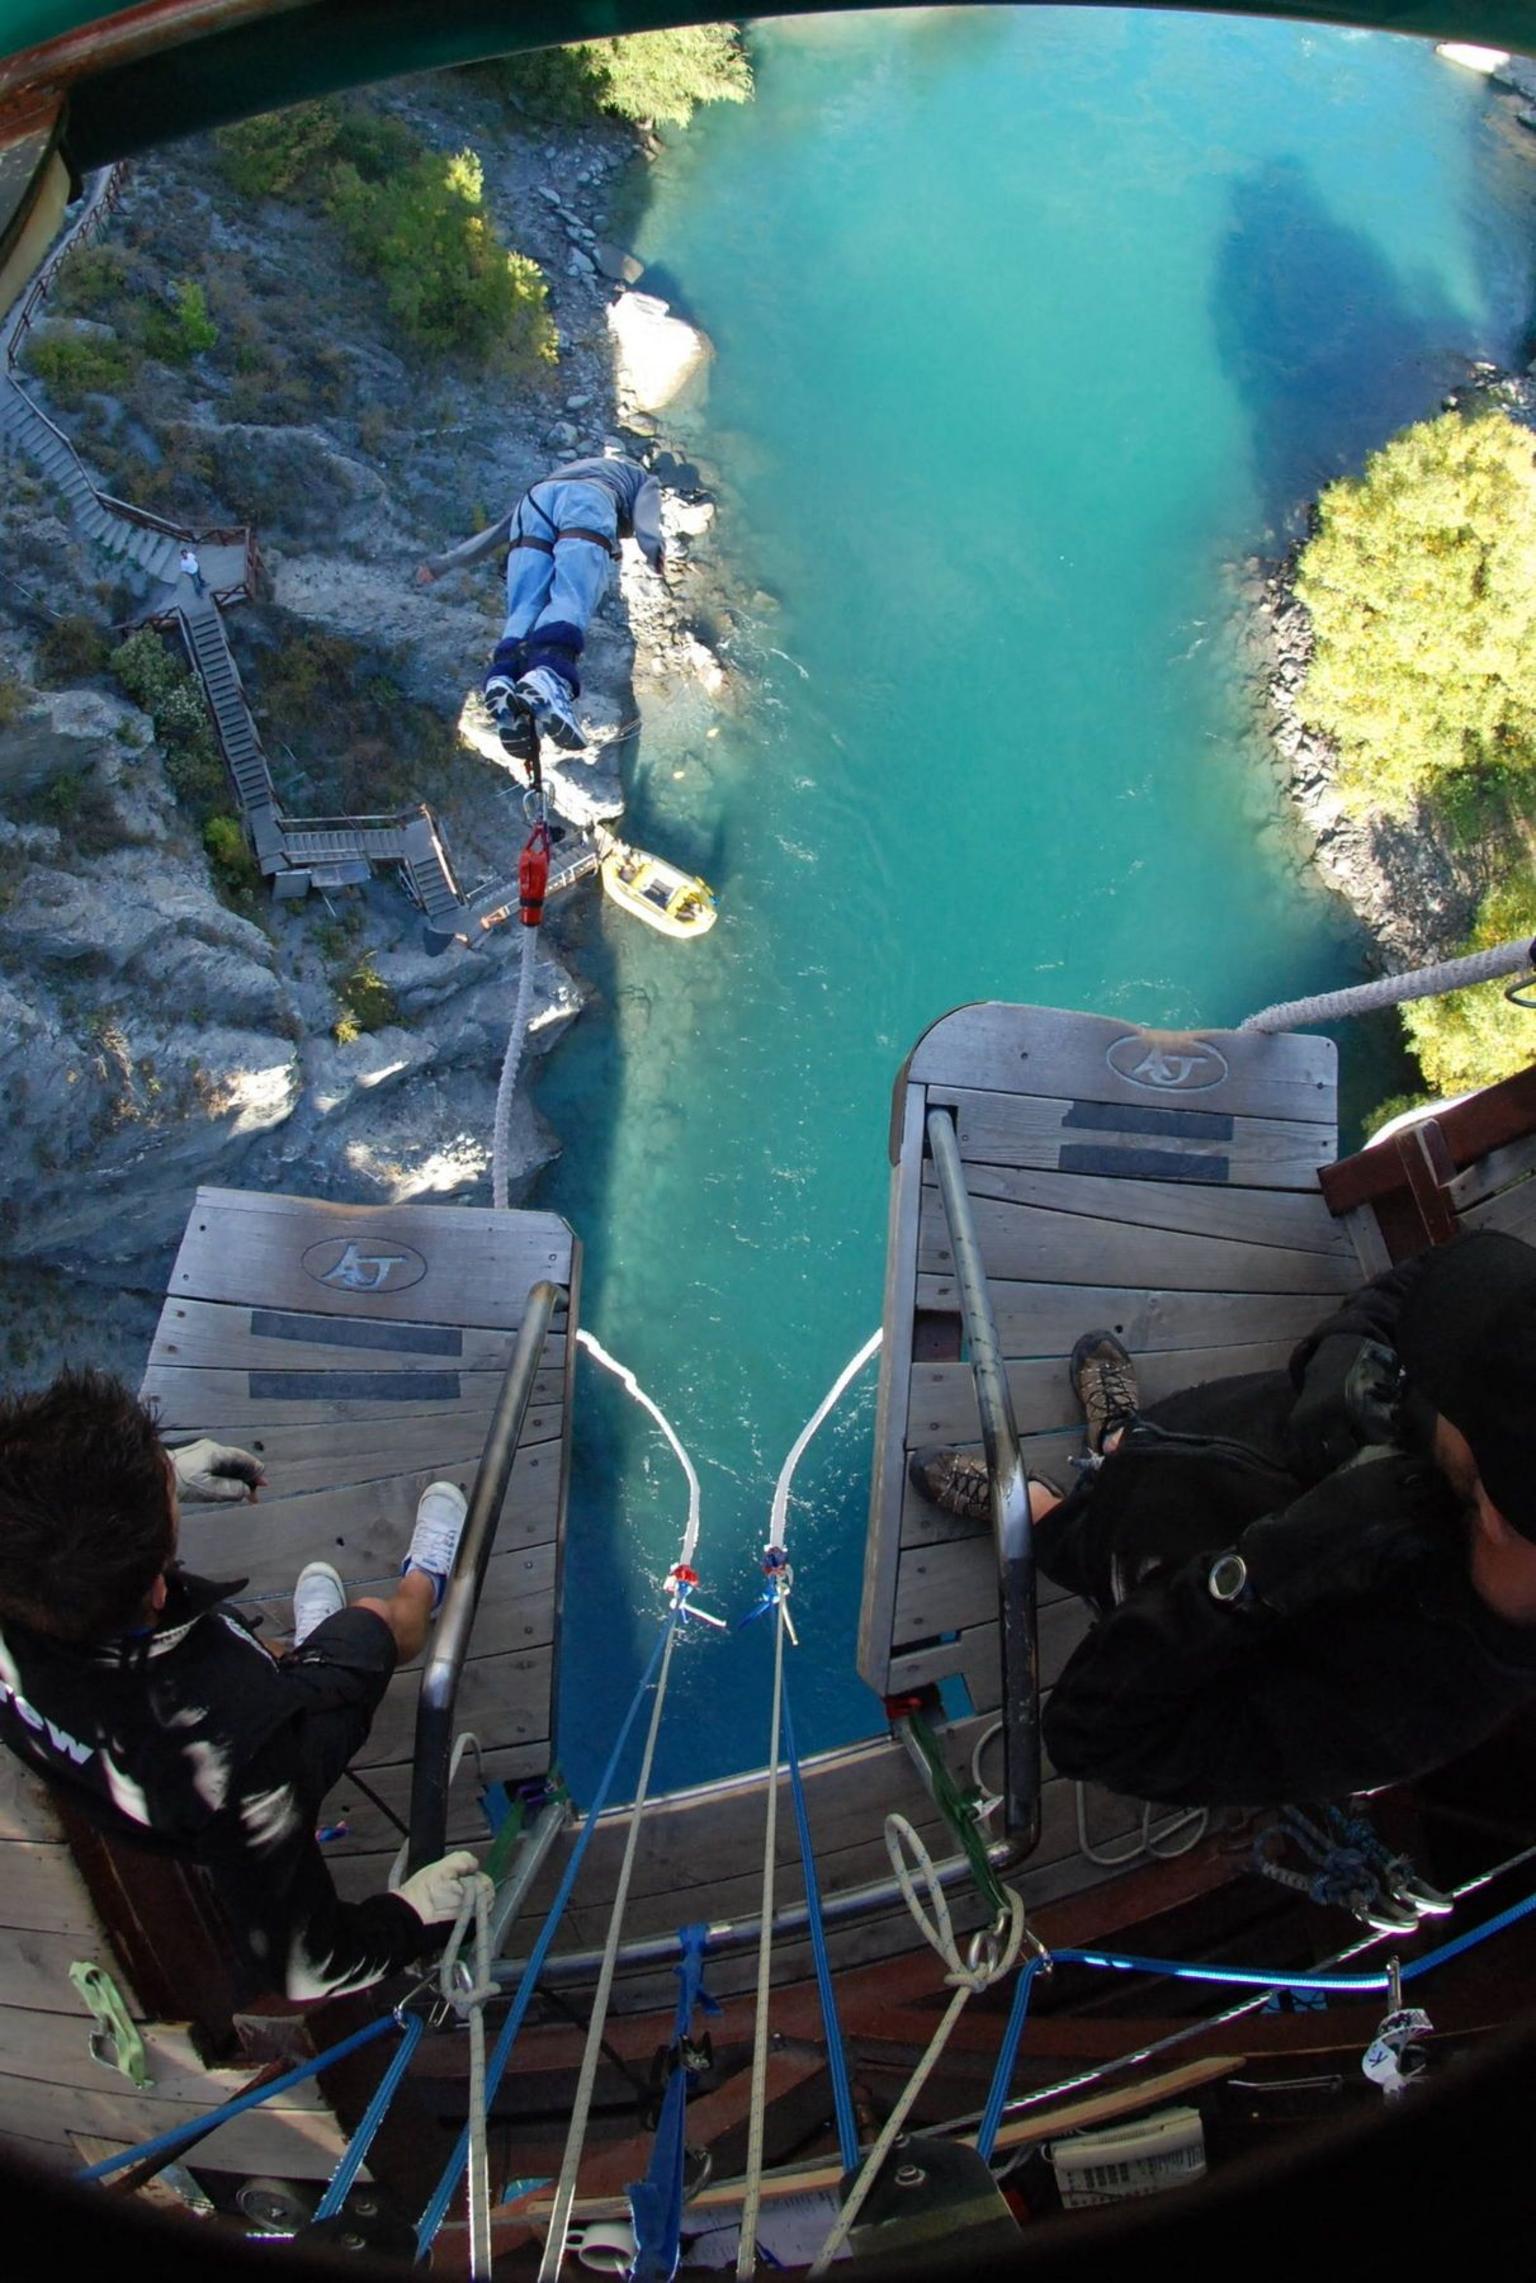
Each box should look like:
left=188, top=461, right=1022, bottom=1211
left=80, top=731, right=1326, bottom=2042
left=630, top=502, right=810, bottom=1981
left=0, top=72, right=731, bottom=1383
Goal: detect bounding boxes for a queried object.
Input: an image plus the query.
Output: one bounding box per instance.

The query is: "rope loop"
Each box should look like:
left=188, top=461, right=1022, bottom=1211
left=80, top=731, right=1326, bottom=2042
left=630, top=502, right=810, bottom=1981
left=885, top=1813, right=1025, bottom=1992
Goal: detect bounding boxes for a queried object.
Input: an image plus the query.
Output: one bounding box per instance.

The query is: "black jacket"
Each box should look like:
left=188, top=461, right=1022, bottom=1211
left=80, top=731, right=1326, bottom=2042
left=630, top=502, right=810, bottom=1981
left=0, top=1572, right=426, bottom=1999
left=1040, top=1248, right=1536, bottom=1807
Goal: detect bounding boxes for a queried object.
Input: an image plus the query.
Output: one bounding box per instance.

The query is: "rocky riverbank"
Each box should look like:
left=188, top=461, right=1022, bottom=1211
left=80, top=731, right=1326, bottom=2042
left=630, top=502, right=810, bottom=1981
left=0, top=69, right=742, bottom=1384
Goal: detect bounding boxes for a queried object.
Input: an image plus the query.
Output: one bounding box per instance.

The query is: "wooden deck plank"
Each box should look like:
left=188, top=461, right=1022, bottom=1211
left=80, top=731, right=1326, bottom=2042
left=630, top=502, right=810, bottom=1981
left=172, top=1443, right=562, bottom=1585
left=0, top=1750, right=63, bottom=1845
left=1462, top=1171, right=1536, bottom=1243
left=0, top=2072, right=350, bottom=2176
left=924, top=1159, right=1353, bottom=1256
left=892, top=1540, right=1093, bottom=1658
left=917, top=1190, right=1356, bottom=1295
left=0, top=1840, right=103, bottom=1938
left=930, top=1082, right=1334, bottom=1189
left=230, top=1536, right=561, bottom=1651
left=906, top=1003, right=1336, bottom=1127
left=857, top=1085, right=928, bottom=1701
left=915, top=1274, right=1334, bottom=1354
left=906, top=1341, right=1296, bottom=1446
left=150, top=1295, right=564, bottom=1375
left=899, top=1463, right=1086, bottom=1557
left=315, top=1740, right=552, bottom=1858
left=354, top=1645, right=554, bottom=1768
left=168, top=1187, right=571, bottom=1328
left=143, top=1363, right=557, bottom=1424
left=0, top=2013, right=327, bottom=2112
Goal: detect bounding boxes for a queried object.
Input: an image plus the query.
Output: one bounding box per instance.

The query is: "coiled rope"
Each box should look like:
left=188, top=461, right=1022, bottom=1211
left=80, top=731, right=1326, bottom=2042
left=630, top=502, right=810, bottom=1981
left=1242, top=934, right=1536, bottom=1033
left=809, top=1818, right=1027, bottom=2274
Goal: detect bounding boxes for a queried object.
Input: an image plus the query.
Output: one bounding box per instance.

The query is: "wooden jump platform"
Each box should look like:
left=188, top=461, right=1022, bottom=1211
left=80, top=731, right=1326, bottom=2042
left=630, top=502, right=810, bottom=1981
left=142, top=1187, right=580, bottom=1868
left=859, top=1003, right=1350, bottom=1730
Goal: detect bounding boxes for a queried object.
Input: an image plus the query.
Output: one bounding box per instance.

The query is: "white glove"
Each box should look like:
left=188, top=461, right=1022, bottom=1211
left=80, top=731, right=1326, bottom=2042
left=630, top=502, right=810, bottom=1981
left=396, top=1849, right=480, bottom=1928
left=170, top=1439, right=265, bottom=1503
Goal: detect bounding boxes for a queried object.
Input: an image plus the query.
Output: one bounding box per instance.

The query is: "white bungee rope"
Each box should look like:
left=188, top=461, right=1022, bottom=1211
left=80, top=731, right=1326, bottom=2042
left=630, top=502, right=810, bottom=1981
left=490, top=919, right=540, bottom=1213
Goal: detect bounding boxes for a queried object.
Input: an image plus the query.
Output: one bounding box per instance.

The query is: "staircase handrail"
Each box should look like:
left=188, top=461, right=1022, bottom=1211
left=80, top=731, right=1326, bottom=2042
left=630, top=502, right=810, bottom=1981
left=924, top=1106, right=1041, bottom=1852
left=406, top=1280, right=562, bottom=1873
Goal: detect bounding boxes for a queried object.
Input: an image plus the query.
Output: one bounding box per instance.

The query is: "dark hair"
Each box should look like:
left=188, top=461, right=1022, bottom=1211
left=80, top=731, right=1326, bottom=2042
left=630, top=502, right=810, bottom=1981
left=0, top=1369, right=174, bottom=1642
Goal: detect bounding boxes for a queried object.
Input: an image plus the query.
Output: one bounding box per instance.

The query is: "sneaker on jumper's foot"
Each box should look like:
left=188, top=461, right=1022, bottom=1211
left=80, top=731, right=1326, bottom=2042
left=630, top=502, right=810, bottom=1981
left=293, top=1561, right=347, bottom=1646
left=1069, top=1330, right=1141, bottom=1454
left=516, top=666, right=585, bottom=751
left=402, top=1481, right=469, bottom=1610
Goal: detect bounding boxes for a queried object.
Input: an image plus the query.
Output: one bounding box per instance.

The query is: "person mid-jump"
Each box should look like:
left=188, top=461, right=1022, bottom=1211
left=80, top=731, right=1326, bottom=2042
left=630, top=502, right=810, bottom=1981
left=417, top=453, right=666, bottom=761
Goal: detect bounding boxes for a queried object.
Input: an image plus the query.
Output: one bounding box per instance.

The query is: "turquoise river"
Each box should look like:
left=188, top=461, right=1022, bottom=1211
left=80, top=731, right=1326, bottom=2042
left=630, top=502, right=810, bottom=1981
left=533, top=7, right=1536, bottom=1796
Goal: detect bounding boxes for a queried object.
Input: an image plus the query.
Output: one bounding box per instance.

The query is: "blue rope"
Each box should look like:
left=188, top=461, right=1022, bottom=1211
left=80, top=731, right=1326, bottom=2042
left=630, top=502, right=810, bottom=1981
left=975, top=1956, right=1045, bottom=2162
left=74, top=2012, right=400, bottom=2183
left=627, top=1924, right=719, bottom=2282
left=414, top=1610, right=678, bottom=2259
left=314, top=2009, right=425, bottom=2220
left=781, top=1675, right=860, bottom=2175
left=1055, top=1885, right=1536, bottom=1995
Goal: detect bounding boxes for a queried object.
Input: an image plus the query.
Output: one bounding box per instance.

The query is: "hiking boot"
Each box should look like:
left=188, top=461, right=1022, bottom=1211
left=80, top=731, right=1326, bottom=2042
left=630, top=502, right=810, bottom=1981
left=909, top=1445, right=990, bottom=1522
left=402, top=1480, right=469, bottom=1610
left=516, top=666, right=585, bottom=751
left=908, top=1447, right=1062, bottom=1524
left=1070, top=1330, right=1141, bottom=1453
left=293, top=1561, right=347, bottom=1646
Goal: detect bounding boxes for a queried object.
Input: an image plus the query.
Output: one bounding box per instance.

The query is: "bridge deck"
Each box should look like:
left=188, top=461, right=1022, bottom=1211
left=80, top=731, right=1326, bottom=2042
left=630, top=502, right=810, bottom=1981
left=859, top=1002, right=1346, bottom=1718
left=142, top=1186, right=580, bottom=1866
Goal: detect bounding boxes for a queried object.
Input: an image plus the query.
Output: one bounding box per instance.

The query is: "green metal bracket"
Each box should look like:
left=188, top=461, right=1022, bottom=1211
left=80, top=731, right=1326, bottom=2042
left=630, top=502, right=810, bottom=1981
left=69, top=1960, right=154, bottom=2090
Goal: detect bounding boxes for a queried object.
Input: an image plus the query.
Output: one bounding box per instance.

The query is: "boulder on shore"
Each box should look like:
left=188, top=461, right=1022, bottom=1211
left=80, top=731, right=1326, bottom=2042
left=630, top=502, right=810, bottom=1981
left=607, top=291, right=713, bottom=413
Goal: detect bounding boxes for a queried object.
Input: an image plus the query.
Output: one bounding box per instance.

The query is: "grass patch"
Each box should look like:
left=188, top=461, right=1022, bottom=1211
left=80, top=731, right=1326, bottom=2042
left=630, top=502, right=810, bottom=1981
left=25, top=329, right=135, bottom=402
left=34, top=614, right=113, bottom=686
left=202, top=813, right=262, bottom=908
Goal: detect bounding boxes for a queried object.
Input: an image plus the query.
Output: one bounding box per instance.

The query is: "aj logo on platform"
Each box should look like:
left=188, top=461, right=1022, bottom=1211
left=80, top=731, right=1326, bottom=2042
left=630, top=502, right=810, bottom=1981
left=301, top=1237, right=428, bottom=1293
left=1106, top=1034, right=1230, bottom=1093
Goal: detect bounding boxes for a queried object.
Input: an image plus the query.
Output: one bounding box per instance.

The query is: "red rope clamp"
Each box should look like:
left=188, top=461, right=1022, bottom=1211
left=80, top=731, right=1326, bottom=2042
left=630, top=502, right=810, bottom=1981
left=519, top=822, right=551, bottom=927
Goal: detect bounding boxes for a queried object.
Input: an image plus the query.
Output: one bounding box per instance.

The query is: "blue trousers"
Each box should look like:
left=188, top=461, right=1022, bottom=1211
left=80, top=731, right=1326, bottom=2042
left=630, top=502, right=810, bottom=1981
left=492, top=478, right=619, bottom=697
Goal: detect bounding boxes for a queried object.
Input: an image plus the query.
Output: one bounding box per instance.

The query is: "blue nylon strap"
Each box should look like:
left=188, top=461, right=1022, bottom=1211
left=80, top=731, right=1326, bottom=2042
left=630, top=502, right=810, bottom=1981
left=414, top=1610, right=678, bottom=2259
left=314, top=2009, right=426, bottom=2220
left=781, top=1677, right=859, bottom=2174
left=975, top=1957, right=1045, bottom=2162
left=627, top=1924, right=719, bottom=2282
left=74, top=2012, right=400, bottom=2183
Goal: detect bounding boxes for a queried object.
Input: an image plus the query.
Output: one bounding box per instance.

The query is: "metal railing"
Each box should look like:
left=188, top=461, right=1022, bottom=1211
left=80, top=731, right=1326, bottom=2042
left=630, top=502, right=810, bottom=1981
left=925, top=1107, right=1041, bottom=1852
left=406, top=1280, right=561, bottom=1873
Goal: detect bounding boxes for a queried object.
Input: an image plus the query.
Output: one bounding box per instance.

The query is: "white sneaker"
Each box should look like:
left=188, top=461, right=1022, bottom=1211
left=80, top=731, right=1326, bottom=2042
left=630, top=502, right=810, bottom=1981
left=402, top=1481, right=469, bottom=1609
left=515, top=667, right=585, bottom=751
left=293, top=1561, right=347, bottom=1645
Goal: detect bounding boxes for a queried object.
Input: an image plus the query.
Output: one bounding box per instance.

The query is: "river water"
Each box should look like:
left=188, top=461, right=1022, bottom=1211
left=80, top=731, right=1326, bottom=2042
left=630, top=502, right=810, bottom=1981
left=535, top=9, right=1536, bottom=1796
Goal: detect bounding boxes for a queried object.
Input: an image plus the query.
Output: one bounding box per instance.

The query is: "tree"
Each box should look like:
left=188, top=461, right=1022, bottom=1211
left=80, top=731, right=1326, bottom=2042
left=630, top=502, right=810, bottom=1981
left=1296, top=410, right=1536, bottom=821
left=480, top=25, right=752, bottom=128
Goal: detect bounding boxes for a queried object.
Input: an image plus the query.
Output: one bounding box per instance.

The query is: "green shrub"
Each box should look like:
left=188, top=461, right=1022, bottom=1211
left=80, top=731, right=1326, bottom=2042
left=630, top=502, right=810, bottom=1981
left=329, top=147, right=555, bottom=367
left=0, top=675, right=28, bottom=730
left=216, top=100, right=348, bottom=198
left=202, top=812, right=261, bottom=905
left=26, top=329, right=134, bottom=402
left=35, top=614, right=112, bottom=685
left=1397, top=875, right=1536, bottom=1099
left=481, top=24, right=752, bottom=126
left=335, top=958, right=397, bottom=1042
left=142, top=279, right=219, bottom=365
left=1297, top=411, right=1536, bottom=822
left=111, top=631, right=227, bottom=819
left=50, top=242, right=136, bottom=319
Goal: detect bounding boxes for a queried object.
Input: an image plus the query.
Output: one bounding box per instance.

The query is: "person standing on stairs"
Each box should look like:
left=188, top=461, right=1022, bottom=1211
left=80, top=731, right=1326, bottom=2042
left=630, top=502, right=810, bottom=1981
left=0, top=1369, right=482, bottom=2000
left=415, top=451, right=666, bottom=764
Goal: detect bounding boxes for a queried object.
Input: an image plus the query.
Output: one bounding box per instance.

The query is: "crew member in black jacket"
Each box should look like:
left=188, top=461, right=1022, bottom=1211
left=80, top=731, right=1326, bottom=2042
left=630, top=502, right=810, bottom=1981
left=0, top=1371, right=481, bottom=2000
left=912, top=1229, right=1536, bottom=1807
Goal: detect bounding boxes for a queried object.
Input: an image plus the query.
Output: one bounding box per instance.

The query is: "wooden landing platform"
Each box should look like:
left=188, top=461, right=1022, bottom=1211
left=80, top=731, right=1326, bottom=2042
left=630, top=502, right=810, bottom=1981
left=141, top=1187, right=581, bottom=1866
left=859, top=1003, right=1346, bottom=1726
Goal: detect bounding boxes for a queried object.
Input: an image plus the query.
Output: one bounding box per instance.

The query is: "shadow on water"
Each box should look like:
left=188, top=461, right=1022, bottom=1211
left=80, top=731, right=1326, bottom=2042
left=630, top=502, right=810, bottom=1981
left=1212, top=156, right=1468, bottom=542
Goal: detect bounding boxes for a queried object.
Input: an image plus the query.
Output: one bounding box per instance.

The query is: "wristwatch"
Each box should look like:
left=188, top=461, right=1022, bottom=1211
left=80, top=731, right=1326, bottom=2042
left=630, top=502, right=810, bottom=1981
left=1207, top=1549, right=1253, bottom=1606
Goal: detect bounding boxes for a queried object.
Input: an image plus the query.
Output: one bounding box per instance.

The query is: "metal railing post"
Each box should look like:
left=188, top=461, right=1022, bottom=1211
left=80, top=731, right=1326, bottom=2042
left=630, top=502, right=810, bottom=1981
left=925, top=1108, right=1041, bottom=1852
left=406, top=1280, right=560, bottom=1873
